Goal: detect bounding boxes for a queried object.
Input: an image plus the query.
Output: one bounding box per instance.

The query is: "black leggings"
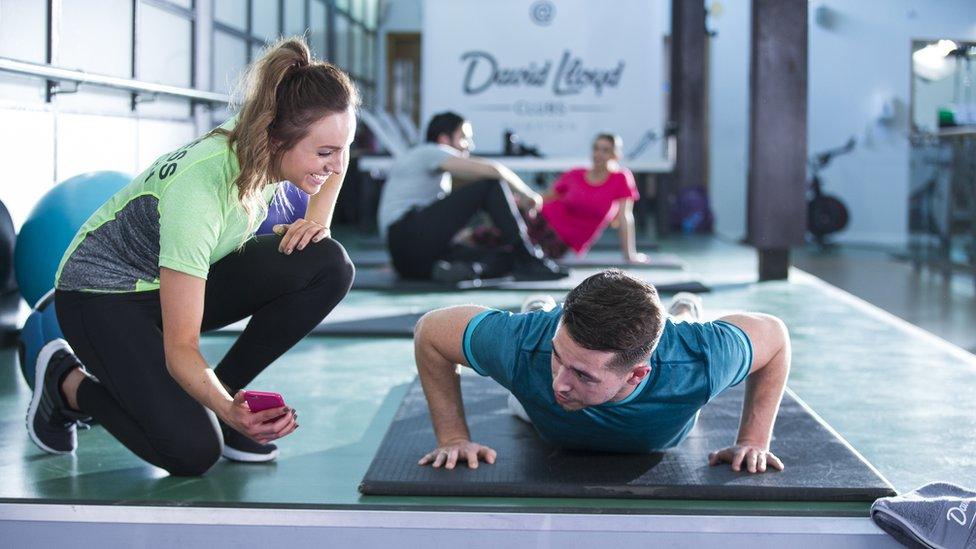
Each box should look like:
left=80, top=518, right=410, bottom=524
left=55, top=235, right=354, bottom=476
left=387, top=179, right=538, bottom=279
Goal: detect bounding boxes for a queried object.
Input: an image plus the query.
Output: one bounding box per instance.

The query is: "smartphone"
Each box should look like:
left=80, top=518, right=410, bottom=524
left=243, top=390, right=286, bottom=414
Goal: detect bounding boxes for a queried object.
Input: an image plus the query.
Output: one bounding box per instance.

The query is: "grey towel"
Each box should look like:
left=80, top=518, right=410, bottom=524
left=872, top=482, right=976, bottom=548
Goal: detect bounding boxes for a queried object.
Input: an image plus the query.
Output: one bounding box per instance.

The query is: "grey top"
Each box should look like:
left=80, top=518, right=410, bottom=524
left=376, top=143, right=459, bottom=238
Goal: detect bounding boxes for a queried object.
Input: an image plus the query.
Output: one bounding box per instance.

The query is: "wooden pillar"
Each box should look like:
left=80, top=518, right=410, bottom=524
left=660, top=0, right=707, bottom=236
left=747, top=0, right=808, bottom=280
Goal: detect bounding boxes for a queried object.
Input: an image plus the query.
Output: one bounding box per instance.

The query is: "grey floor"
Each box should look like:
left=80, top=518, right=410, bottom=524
left=794, top=245, right=976, bottom=354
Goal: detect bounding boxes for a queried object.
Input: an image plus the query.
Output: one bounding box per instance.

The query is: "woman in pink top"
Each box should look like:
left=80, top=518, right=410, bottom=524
left=526, top=133, right=650, bottom=263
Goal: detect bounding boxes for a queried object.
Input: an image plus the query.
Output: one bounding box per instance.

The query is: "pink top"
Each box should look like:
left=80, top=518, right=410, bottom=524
left=540, top=167, right=639, bottom=254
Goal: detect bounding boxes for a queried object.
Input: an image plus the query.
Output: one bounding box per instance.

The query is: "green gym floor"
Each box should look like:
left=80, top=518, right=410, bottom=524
left=1, top=236, right=974, bottom=517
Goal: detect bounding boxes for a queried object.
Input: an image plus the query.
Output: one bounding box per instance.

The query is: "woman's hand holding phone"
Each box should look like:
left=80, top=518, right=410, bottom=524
left=222, top=390, right=299, bottom=445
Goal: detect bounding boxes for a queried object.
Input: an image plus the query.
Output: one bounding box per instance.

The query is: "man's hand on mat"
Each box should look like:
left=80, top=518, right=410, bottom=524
left=626, top=252, right=650, bottom=264
left=225, top=391, right=299, bottom=445
left=708, top=443, right=784, bottom=473
left=418, top=439, right=497, bottom=470
left=273, top=218, right=330, bottom=255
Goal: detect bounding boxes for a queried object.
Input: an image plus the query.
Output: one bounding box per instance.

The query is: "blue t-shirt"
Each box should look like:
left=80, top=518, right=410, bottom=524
left=461, top=307, right=753, bottom=453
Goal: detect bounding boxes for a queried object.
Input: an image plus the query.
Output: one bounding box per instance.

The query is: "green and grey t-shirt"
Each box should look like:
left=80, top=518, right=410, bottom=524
left=56, top=124, right=276, bottom=293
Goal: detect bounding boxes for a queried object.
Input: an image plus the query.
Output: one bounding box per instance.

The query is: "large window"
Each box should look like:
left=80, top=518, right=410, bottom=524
left=0, top=1, right=49, bottom=103
left=136, top=0, right=195, bottom=117
left=309, top=0, right=328, bottom=60
left=0, top=0, right=379, bottom=114
left=332, top=0, right=378, bottom=107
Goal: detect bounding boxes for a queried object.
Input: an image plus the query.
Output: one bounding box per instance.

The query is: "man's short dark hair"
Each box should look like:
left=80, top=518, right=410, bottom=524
left=561, top=269, right=666, bottom=371
left=425, top=111, right=466, bottom=143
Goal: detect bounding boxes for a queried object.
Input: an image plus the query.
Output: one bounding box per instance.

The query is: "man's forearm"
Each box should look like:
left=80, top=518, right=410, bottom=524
left=416, top=341, right=472, bottom=444
left=736, top=344, right=789, bottom=447
left=494, top=163, right=536, bottom=199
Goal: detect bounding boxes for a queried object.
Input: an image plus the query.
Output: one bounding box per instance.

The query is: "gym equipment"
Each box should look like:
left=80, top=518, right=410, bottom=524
left=360, top=375, right=895, bottom=501
left=0, top=199, right=16, bottom=295
left=257, top=182, right=308, bottom=235
left=669, top=186, right=714, bottom=234
left=808, top=137, right=856, bottom=247
left=14, top=171, right=131, bottom=307
left=18, top=291, right=63, bottom=390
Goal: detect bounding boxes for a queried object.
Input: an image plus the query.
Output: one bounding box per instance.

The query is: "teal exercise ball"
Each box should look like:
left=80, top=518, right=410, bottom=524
left=14, top=171, right=131, bottom=307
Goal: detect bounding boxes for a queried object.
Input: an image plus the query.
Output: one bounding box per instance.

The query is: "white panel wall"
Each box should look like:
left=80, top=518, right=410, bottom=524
left=0, top=110, right=56, bottom=228
left=137, top=119, right=198, bottom=169
left=0, top=104, right=198, bottom=231
left=57, top=114, right=140, bottom=178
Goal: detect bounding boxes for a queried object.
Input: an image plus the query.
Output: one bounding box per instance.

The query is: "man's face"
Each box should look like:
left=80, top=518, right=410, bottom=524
left=445, top=122, right=474, bottom=156
left=549, top=323, right=648, bottom=411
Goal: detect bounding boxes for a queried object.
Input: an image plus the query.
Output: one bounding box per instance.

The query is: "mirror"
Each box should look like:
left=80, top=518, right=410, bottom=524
left=911, top=39, right=976, bottom=134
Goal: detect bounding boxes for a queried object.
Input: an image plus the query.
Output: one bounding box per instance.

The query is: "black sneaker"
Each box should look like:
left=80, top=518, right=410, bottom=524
left=512, top=256, right=570, bottom=281
left=431, top=259, right=484, bottom=284
left=220, top=422, right=278, bottom=463
left=26, top=339, right=90, bottom=454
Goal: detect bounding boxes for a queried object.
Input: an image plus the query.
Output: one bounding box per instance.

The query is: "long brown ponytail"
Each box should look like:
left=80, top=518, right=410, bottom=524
left=216, top=36, right=359, bottom=241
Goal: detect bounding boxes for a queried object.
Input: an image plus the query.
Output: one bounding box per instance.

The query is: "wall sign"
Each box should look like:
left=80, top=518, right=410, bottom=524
left=422, top=0, right=667, bottom=159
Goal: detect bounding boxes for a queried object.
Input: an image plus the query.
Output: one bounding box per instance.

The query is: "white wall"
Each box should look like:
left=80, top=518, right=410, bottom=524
left=707, top=0, right=751, bottom=242
left=0, top=102, right=196, bottom=230
left=709, top=0, right=976, bottom=246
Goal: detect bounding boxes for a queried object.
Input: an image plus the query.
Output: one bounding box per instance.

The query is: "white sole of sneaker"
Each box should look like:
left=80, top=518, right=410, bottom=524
left=668, top=291, right=704, bottom=320
left=26, top=339, right=74, bottom=455
left=521, top=294, right=557, bottom=313
left=221, top=445, right=279, bottom=463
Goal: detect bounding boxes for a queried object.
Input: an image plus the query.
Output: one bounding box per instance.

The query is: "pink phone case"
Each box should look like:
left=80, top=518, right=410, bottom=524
left=243, top=390, right=285, bottom=413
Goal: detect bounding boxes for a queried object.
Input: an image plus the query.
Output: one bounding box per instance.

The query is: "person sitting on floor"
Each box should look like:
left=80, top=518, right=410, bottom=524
left=412, top=270, right=790, bottom=473
left=377, top=111, right=567, bottom=282
left=526, top=133, right=650, bottom=264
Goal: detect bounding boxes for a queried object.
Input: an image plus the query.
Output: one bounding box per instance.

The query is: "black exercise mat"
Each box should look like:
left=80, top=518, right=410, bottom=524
left=352, top=267, right=709, bottom=293
left=559, top=252, right=684, bottom=269
left=359, top=376, right=895, bottom=501
left=215, top=305, right=427, bottom=337
left=352, top=269, right=512, bottom=291
left=350, top=249, right=687, bottom=270
left=347, top=249, right=393, bottom=267
left=306, top=311, right=424, bottom=337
